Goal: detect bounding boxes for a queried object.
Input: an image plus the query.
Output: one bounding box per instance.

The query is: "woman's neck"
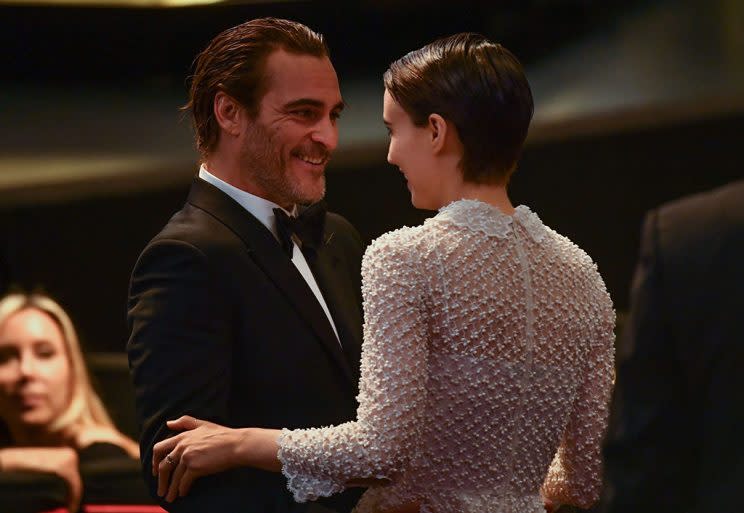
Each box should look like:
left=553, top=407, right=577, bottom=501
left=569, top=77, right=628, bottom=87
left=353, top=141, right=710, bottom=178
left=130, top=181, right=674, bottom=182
left=443, top=180, right=515, bottom=215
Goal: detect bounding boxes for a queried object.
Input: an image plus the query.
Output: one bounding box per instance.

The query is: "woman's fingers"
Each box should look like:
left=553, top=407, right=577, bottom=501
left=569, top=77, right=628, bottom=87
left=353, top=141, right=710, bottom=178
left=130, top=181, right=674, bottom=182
left=157, top=449, right=178, bottom=497
left=155, top=415, right=208, bottom=475
left=153, top=417, right=233, bottom=500
left=165, top=458, right=188, bottom=502
left=164, top=452, right=202, bottom=502
left=152, top=434, right=180, bottom=476
left=179, top=468, right=197, bottom=498
left=167, top=415, right=205, bottom=431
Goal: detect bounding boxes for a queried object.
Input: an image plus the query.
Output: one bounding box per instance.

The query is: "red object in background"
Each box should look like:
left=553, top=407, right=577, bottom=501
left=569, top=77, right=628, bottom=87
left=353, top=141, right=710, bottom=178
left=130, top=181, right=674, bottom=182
left=83, top=506, right=166, bottom=513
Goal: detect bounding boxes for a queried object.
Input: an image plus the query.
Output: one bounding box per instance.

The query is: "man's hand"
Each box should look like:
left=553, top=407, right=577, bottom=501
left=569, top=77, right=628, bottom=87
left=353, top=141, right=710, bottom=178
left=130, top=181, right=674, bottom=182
left=0, top=446, right=82, bottom=512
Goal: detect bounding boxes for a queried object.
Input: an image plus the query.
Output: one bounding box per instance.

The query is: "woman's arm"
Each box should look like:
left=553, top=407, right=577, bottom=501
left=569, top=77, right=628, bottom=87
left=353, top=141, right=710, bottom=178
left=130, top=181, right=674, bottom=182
left=154, top=233, right=429, bottom=502
left=152, top=418, right=278, bottom=501
left=0, top=446, right=82, bottom=512
left=541, top=284, right=615, bottom=509
left=273, top=235, right=428, bottom=501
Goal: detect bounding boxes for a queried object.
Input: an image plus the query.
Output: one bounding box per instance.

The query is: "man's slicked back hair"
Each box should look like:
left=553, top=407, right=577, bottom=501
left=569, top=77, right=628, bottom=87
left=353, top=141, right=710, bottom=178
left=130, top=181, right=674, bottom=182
left=184, top=17, right=329, bottom=159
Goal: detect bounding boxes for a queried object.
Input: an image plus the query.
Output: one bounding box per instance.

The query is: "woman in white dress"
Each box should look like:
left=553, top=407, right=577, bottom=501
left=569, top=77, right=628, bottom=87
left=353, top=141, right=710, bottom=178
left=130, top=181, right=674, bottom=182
left=152, top=33, right=615, bottom=513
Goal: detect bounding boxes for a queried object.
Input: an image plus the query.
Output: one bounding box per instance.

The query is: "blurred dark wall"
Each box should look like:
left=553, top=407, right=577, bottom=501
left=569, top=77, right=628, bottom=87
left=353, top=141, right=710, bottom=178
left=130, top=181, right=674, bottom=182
left=1, top=0, right=741, bottom=353
left=2, top=110, right=742, bottom=352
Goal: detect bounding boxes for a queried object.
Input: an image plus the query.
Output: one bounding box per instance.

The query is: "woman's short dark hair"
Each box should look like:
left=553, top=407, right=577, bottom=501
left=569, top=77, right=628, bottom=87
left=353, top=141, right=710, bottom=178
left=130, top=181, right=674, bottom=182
left=384, top=33, right=533, bottom=184
left=184, top=17, right=329, bottom=159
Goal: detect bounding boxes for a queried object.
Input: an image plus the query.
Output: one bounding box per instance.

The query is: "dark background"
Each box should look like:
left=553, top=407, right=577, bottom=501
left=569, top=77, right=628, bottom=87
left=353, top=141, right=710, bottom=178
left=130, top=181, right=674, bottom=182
left=1, top=0, right=741, bottom=354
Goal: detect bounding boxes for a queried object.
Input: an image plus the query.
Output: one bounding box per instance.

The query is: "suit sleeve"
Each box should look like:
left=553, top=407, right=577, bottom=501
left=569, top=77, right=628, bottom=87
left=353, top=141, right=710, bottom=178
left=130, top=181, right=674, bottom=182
left=127, top=238, right=238, bottom=511
left=600, top=210, right=686, bottom=512
left=695, top=312, right=744, bottom=512
left=277, top=233, right=428, bottom=502
left=693, top=214, right=744, bottom=513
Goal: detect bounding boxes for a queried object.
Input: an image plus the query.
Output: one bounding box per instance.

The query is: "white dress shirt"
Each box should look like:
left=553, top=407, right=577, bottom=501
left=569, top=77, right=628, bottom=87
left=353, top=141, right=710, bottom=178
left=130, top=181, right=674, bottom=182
left=198, top=165, right=341, bottom=344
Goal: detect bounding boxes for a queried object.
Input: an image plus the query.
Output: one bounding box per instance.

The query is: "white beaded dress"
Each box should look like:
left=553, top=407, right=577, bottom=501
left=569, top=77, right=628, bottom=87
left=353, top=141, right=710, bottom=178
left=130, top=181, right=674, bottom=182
left=278, top=199, right=615, bottom=513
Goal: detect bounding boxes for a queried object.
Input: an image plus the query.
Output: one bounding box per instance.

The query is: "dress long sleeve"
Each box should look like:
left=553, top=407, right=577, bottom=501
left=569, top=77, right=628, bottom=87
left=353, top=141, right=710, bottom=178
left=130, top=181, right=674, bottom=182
left=278, top=232, right=428, bottom=502
left=541, top=287, right=615, bottom=508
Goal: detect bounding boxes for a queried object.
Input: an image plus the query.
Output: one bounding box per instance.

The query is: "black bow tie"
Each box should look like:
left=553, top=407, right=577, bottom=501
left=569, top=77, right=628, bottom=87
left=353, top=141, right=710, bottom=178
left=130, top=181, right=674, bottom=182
left=273, top=201, right=327, bottom=257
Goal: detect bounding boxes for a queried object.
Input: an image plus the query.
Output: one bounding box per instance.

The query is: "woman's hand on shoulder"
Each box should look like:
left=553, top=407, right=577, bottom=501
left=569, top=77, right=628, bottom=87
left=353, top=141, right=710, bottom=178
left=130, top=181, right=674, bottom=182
left=153, top=415, right=274, bottom=503
left=0, top=446, right=82, bottom=512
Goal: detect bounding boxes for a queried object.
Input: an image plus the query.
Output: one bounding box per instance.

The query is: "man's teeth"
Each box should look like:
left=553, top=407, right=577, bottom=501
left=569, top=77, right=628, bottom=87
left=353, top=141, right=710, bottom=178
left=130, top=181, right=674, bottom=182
left=297, top=154, right=325, bottom=165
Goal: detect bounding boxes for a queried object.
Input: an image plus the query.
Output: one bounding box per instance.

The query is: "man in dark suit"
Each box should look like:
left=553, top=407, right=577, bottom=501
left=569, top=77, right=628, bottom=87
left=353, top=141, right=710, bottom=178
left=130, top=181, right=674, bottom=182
left=601, top=180, right=744, bottom=513
left=127, top=18, right=364, bottom=513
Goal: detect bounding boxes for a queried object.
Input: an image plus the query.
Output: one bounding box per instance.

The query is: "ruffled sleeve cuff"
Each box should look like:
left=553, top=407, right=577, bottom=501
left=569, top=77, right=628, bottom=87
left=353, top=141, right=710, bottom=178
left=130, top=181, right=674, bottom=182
left=277, top=428, right=346, bottom=503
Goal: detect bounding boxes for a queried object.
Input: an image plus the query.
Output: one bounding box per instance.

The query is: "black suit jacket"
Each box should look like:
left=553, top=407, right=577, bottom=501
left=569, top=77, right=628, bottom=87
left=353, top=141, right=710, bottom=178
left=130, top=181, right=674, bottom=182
left=127, top=178, right=364, bottom=513
left=601, top=180, right=744, bottom=513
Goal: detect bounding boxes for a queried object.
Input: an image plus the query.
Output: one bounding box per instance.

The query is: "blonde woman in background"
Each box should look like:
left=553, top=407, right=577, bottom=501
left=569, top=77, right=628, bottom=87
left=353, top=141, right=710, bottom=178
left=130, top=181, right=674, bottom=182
left=0, top=293, right=138, bottom=512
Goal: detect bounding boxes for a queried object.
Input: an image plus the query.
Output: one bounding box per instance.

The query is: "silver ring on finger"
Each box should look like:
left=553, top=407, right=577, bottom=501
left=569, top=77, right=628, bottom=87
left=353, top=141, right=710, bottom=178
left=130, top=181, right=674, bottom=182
left=166, top=453, right=178, bottom=466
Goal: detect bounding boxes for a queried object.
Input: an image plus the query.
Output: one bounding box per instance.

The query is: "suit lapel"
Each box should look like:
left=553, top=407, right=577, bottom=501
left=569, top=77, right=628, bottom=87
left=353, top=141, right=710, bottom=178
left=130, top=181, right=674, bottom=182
left=186, top=178, right=355, bottom=386
left=305, top=243, right=363, bottom=389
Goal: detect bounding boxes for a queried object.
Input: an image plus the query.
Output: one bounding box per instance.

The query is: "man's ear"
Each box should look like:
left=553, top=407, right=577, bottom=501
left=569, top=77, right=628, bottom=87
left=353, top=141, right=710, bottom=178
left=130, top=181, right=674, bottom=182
left=214, top=91, right=244, bottom=137
left=428, top=113, right=448, bottom=154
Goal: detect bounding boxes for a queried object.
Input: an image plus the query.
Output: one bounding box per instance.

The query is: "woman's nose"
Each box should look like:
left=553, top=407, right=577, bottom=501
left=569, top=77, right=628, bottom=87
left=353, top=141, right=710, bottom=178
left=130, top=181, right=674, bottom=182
left=18, top=353, right=38, bottom=378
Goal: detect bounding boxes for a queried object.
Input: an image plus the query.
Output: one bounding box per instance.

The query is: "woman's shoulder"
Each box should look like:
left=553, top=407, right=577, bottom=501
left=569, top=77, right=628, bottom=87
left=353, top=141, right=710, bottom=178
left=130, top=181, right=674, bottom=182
left=363, top=225, right=428, bottom=267
left=544, top=226, right=602, bottom=273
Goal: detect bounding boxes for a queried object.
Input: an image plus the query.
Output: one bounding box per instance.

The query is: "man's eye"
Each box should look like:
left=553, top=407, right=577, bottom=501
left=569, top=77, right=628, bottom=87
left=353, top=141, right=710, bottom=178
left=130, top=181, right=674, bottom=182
left=293, top=109, right=314, bottom=119
left=330, top=111, right=342, bottom=122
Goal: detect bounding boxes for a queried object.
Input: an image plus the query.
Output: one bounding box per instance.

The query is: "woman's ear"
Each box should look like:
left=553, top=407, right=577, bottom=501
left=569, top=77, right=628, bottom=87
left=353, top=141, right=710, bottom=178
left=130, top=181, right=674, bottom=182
left=214, top=91, right=244, bottom=137
left=428, top=113, right=448, bottom=154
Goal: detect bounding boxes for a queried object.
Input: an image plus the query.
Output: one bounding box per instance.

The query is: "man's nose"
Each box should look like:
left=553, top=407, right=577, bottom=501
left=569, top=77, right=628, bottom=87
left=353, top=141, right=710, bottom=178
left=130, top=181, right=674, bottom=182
left=311, top=117, right=339, bottom=152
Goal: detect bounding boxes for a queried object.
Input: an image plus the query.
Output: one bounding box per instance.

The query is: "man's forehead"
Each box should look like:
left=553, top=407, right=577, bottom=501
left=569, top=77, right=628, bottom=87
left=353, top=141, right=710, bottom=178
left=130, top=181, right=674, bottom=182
left=262, top=49, right=341, bottom=104
left=283, top=97, right=346, bottom=111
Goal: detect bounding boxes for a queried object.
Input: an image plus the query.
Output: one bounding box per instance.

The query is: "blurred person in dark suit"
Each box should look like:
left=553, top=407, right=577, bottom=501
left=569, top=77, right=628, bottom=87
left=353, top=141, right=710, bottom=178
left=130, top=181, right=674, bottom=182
left=601, top=179, right=744, bottom=513
left=126, top=17, right=364, bottom=513
left=0, top=293, right=139, bottom=513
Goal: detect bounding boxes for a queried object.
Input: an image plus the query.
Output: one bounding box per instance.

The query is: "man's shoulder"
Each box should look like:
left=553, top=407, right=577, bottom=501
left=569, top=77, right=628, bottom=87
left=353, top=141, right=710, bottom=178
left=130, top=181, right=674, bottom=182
left=137, top=202, right=248, bottom=271
left=324, top=210, right=364, bottom=252
left=657, top=179, right=744, bottom=226
left=325, top=210, right=359, bottom=236
left=652, top=180, right=744, bottom=252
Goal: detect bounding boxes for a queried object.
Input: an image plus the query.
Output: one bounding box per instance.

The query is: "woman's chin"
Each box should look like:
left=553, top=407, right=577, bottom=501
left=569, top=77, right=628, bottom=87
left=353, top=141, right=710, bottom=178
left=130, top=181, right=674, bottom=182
left=18, top=409, right=55, bottom=428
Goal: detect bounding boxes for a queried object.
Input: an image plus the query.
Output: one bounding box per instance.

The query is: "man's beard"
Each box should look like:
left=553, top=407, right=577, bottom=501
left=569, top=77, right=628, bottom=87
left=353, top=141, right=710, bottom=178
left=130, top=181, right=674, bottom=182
left=239, top=120, right=326, bottom=207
